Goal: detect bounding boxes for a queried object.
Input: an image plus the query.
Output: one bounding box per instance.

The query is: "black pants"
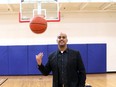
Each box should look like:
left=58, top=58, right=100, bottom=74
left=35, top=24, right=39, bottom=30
left=59, top=84, right=68, bottom=87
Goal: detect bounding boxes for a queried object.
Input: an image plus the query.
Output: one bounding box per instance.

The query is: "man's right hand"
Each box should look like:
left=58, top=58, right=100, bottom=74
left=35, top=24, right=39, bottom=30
left=36, top=52, right=43, bottom=65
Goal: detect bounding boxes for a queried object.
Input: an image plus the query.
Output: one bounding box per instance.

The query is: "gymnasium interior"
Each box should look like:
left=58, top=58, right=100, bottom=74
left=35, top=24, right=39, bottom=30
left=0, top=0, right=116, bottom=87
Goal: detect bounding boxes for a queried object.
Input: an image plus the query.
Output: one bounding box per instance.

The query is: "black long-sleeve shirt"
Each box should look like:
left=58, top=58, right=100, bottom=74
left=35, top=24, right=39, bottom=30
left=57, top=50, right=68, bottom=84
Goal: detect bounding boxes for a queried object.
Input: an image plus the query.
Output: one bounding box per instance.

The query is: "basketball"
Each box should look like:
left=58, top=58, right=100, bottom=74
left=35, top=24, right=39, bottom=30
left=29, top=16, right=47, bottom=34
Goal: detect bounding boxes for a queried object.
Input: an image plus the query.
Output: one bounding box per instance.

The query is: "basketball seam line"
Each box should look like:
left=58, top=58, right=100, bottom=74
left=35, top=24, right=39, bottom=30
left=30, top=23, right=47, bottom=25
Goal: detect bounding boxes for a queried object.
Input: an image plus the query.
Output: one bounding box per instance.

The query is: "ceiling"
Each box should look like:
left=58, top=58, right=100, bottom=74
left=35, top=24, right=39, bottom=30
left=0, top=2, right=116, bottom=14
left=60, top=2, right=116, bottom=12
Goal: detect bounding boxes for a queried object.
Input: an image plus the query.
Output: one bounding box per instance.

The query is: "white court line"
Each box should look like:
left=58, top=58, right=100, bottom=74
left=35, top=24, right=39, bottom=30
left=0, top=78, right=8, bottom=86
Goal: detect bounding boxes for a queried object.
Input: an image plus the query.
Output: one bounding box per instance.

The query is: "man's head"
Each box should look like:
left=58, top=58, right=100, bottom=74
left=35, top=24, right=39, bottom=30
left=57, top=32, right=68, bottom=50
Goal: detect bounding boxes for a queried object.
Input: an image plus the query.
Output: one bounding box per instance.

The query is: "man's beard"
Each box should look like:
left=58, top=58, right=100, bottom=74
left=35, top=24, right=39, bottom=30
left=59, top=44, right=65, bottom=48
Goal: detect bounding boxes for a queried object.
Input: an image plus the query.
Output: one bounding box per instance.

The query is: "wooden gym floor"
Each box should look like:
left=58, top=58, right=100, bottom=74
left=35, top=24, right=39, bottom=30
left=0, top=73, right=116, bottom=87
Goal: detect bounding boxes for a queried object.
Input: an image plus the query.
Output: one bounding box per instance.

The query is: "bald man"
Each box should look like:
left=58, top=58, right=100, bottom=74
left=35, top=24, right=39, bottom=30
left=36, top=33, right=86, bottom=87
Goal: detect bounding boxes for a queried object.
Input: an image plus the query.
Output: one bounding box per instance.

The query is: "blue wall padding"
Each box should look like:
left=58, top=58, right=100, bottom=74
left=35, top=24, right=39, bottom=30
left=87, top=44, right=106, bottom=73
left=0, top=44, right=106, bottom=75
left=8, top=46, right=28, bottom=75
left=47, top=45, right=58, bottom=55
left=0, top=46, right=9, bottom=75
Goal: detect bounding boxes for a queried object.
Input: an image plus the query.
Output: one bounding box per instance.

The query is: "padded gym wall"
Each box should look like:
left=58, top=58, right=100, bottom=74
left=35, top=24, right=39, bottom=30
left=0, top=44, right=106, bottom=75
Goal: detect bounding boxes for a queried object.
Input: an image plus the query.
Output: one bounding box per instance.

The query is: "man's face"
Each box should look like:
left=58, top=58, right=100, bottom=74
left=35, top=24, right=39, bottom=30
left=57, top=33, right=68, bottom=47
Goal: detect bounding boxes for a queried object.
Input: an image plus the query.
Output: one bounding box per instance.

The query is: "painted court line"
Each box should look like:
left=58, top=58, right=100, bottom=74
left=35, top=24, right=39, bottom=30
left=0, top=78, right=8, bottom=86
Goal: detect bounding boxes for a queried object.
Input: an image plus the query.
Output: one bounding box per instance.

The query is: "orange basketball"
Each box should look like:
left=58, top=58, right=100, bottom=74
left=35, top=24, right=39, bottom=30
left=29, top=16, right=47, bottom=34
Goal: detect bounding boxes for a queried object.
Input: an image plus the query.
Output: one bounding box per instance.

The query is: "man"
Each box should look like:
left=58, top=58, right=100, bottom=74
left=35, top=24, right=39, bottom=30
left=36, top=32, right=86, bottom=87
